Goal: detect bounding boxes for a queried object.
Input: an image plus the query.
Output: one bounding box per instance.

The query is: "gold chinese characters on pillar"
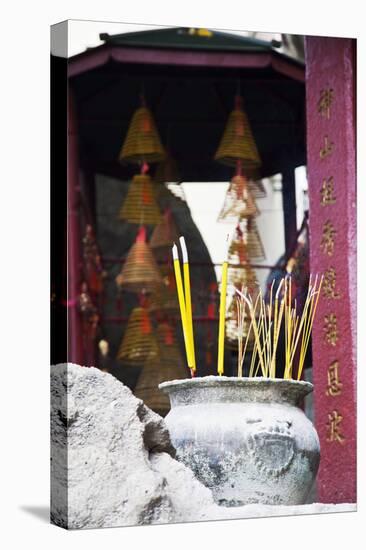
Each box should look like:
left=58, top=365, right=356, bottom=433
left=316, top=85, right=346, bottom=445
left=326, top=410, right=345, bottom=444
left=317, top=88, right=334, bottom=120
left=319, top=135, right=334, bottom=159
left=320, top=177, right=336, bottom=205
left=320, top=220, right=336, bottom=256
left=326, top=360, right=343, bottom=397
left=322, top=267, right=341, bottom=299
left=323, top=313, right=338, bottom=346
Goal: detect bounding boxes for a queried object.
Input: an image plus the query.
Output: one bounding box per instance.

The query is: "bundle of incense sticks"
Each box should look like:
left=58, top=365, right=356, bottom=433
left=172, top=237, right=196, bottom=376
left=235, top=274, right=323, bottom=380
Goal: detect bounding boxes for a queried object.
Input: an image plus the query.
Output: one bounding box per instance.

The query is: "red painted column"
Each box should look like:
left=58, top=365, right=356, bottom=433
left=305, top=37, right=356, bottom=503
left=67, top=88, right=84, bottom=364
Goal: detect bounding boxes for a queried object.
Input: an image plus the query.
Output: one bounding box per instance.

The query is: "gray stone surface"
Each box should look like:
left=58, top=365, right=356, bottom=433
left=51, top=364, right=354, bottom=530
left=51, top=363, right=218, bottom=529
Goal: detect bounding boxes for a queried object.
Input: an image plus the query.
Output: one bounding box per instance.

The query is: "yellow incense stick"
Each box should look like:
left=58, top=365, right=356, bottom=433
left=267, top=280, right=275, bottom=375
left=297, top=276, right=323, bottom=380
left=180, top=236, right=196, bottom=372
left=270, top=278, right=284, bottom=378
left=172, top=244, right=192, bottom=368
left=261, top=295, right=268, bottom=374
left=239, top=297, right=252, bottom=377
left=289, top=282, right=314, bottom=367
left=241, top=293, right=260, bottom=374
left=217, top=258, right=228, bottom=375
left=236, top=298, right=243, bottom=377
left=236, top=288, right=266, bottom=377
left=233, top=273, right=323, bottom=382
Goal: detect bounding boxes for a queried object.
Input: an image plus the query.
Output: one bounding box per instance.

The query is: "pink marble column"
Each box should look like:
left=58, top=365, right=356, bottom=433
left=305, top=37, right=356, bottom=503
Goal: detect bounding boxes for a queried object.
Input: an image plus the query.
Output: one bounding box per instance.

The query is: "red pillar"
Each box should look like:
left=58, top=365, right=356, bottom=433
left=67, top=88, right=84, bottom=364
left=305, top=37, right=356, bottom=503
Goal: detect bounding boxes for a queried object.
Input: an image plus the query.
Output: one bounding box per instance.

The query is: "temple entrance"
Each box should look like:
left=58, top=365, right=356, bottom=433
left=52, top=25, right=356, bottom=503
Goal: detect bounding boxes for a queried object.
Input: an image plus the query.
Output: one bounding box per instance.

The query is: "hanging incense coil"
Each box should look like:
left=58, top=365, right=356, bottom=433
left=214, top=96, right=261, bottom=169
left=134, top=322, right=188, bottom=415
left=217, top=175, right=259, bottom=223
left=229, top=220, right=265, bottom=262
left=116, top=226, right=164, bottom=293
left=149, top=209, right=178, bottom=278
left=228, top=266, right=259, bottom=297
left=119, top=174, right=162, bottom=226
left=249, top=178, right=267, bottom=199
left=151, top=247, right=172, bottom=270
left=225, top=256, right=259, bottom=351
left=245, top=218, right=266, bottom=260
left=156, top=322, right=185, bottom=362
left=150, top=209, right=179, bottom=250
left=149, top=272, right=179, bottom=314
left=116, top=306, right=159, bottom=363
left=119, top=106, right=166, bottom=164
left=228, top=224, right=250, bottom=266
left=227, top=220, right=260, bottom=294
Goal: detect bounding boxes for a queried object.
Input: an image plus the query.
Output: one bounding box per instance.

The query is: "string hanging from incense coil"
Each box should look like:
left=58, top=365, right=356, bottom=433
left=217, top=174, right=259, bottom=223
left=119, top=106, right=166, bottom=164
left=115, top=226, right=164, bottom=293
left=116, top=306, right=159, bottom=363
left=134, top=322, right=189, bottom=415
left=214, top=96, right=261, bottom=169
left=118, top=174, right=162, bottom=226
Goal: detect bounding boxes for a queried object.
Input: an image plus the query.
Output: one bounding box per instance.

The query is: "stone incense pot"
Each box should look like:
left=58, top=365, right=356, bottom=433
left=159, top=376, right=320, bottom=507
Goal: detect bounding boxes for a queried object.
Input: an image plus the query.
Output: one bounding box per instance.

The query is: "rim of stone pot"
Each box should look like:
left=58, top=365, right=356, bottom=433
left=158, top=376, right=313, bottom=406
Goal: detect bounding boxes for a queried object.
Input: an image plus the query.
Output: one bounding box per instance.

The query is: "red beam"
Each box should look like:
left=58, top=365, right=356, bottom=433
left=69, top=45, right=304, bottom=82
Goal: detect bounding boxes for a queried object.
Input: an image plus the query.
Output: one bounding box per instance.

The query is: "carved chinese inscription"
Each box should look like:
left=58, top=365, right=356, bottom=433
left=322, top=267, right=341, bottom=299
left=320, top=177, right=336, bottom=206
left=319, top=135, right=334, bottom=159
left=326, top=410, right=345, bottom=443
left=326, top=360, right=343, bottom=396
left=318, top=88, right=334, bottom=119
left=323, top=313, right=338, bottom=346
left=320, top=221, right=336, bottom=256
